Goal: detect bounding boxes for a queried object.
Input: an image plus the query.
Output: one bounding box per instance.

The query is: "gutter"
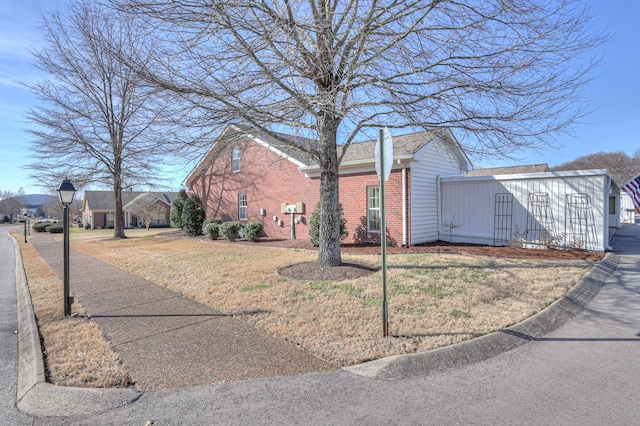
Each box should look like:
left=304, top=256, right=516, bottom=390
left=437, top=175, right=442, bottom=241
left=299, top=154, right=414, bottom=175
left=402, top=164, right=407, bottom=246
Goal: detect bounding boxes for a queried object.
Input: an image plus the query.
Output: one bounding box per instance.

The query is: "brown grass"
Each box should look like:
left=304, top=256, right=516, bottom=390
left=14, top=231, right=130, bottom=388
left=70, top=235, right=595, bottom=366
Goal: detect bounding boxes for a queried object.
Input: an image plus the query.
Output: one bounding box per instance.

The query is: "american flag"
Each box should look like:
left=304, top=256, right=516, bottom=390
left=622, top=174, right=640, bottom=214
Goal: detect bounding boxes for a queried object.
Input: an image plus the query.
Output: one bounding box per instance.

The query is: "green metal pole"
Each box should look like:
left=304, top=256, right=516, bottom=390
left=380, top=129, right=388, bottom=337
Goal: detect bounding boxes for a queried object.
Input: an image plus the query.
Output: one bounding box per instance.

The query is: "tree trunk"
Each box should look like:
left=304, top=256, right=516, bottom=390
left=113, top=176, right=127, bottom=239
left=317, top=121, right=342, bottom=267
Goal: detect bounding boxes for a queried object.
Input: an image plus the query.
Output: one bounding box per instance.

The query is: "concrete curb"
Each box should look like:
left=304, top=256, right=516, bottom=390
left=346, top=253, right=619, bottom=380
left=11, top=235, right=142, bottom=418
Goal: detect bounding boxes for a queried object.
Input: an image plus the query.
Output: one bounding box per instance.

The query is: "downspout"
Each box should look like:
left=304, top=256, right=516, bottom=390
left=402, top=164, right=407, bottom=247
left=437, top=175, right=442, bottom=242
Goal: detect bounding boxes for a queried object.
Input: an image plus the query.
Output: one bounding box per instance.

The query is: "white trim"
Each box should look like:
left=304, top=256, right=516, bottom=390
left=301, top=157, right=413, bottom=178
left=246, top=134, right=308, bottom=168
left=441, top=169, right=611, bottom=183
left=402, top=165, right=407, bottom=246
left=367, top=185, right=381, bottom=232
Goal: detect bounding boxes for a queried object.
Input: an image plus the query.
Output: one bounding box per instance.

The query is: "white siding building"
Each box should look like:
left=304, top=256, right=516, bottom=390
left=438, top=169, right=616, bottom=251
left=409, top=135, right=472, bottom=245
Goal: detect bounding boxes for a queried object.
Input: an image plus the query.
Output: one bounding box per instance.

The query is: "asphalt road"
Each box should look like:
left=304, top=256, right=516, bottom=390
left=0, top=227, right=33, bottom=425
left=3, top=224, right=640, bottom=425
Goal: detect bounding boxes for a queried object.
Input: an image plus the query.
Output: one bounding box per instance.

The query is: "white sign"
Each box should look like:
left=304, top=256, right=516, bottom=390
left=375, top=127, right=393, bottom=182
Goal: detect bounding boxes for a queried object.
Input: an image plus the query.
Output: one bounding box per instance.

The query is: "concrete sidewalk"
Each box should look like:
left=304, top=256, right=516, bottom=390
left=28, top=232, right=335, bottom=392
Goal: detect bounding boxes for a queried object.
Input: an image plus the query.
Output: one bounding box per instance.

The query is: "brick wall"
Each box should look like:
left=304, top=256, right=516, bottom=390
left=190, top=137, right=320, bottom=239
left=189, top=137, right=412, bottom=245
left=338, top=168, right=409, bottom=247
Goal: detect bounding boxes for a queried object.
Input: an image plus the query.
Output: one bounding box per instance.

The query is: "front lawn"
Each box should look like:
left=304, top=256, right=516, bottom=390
left=70, top=236, right=595, bottom=366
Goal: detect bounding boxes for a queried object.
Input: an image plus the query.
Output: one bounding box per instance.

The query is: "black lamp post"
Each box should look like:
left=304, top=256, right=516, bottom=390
left=23, top=213, right=28, bottom=243
left=57, top=178, right=76, bottom=317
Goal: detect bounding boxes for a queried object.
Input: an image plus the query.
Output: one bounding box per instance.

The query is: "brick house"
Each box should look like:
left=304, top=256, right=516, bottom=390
left=82, top=191, right=178, bottom=229
left=184, top=125, right=471, bottom=246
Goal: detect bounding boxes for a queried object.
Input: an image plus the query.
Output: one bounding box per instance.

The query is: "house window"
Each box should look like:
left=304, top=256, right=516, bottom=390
left=238, top=193, right=248, bottom=220
left=367, top=186, right=381, bottom=232
left=232, top=146, right=241, bottom=172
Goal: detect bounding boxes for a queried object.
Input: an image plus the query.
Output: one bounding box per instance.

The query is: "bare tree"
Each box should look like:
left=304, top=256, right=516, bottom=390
left=552, top=151, right=640, bottom=187
left=127, top=193, right=164, bottom=230
left=25, top=0, right=186, bottom=239
left=43, top=195, right=64, bottom=220
left=113, top=0, right=607, bottom=265
left=0, top=189, right=26, bottom=221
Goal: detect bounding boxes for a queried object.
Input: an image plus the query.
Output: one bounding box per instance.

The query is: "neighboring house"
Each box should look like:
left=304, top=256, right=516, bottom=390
left=82, top=191, right=178, bottom=229
left=184, top=125, right=472, bottom=246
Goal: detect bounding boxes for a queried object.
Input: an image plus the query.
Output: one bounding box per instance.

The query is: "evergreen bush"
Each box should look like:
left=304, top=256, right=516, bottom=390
left=244, top=221, right=263, bottom=242
left=33, top=222, right=51, bottom=233
left=170, top=189, right=188, bottom=228
left=202, top=218, right=222, bottom=233
left=203, top=219, right=222, bottom=240
left=181, top=193, right=205, bottom=236
left=45, top=225, right=64, bottom=233
left=309, top=201, right=348, bottom=247
left=220, top=221, right=242, bottom=241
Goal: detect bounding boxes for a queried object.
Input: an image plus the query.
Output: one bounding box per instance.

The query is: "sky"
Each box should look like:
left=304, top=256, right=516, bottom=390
left=0, top=1, right=639, bottom=195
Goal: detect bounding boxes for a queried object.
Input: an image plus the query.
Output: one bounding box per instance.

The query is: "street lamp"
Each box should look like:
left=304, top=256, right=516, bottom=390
left=57, top=178, right=76, bottom=317
left=23, top=213, right=28, bottom=243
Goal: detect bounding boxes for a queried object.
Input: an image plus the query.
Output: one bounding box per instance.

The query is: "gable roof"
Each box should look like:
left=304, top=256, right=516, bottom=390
left=184, top=125, right=470, bottom=184
left=339, top=130, right=442, bottom=163
left=249, top=129, right=318, bottom=166
left=467, top=164, right=550, bottom=176
left=84, top=191, right=178, bottom=211
left=123, top=192, right=178, bottom=210
left=300, top=128, right=471, bottom=172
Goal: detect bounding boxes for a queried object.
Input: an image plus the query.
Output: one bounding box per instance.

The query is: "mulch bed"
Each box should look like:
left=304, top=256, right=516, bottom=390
left=279, top=262, right=379, bottom=282
left=225, top=238, right=606, bottom=282
left=239, top=238, right=606, bottom=261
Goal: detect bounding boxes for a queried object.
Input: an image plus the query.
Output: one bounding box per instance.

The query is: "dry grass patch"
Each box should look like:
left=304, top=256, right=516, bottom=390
left=71, top=236, right=596, bottom=366
left=15, top=231, right=131, bottom=388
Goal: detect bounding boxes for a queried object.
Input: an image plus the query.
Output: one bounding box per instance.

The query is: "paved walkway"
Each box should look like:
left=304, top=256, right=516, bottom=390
left=29, top=232, right=335, bottom=391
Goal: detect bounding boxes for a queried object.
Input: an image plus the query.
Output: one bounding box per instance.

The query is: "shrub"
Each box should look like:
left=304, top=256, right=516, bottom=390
left=33, top=222, right=51, bottom=233
left=45, top=225, right=64, bottom=233
left=181, top=193, right=205, bottom=236
left=309, top=201, right=348, bottom=247
left=220, top=221, right=242, bottom=241
left=203, top=220, right=221, bottom=240
left=84, top=223, right=91, bottom=230
left=170, top=189, right=188, bottom=228
left=244, top=221, right=263, bottom=242
left=202, top=219, right=222, bottom=233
